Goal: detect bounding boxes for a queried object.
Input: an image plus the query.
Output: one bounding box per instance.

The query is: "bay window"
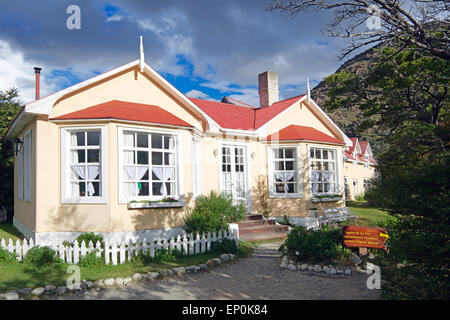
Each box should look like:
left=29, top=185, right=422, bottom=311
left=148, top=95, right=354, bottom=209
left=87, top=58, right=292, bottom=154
left=309, top=147, right=338, bottom=195
left=120, top=129, right=178, bottom=202
left=268, top=146, right=301, bottom=198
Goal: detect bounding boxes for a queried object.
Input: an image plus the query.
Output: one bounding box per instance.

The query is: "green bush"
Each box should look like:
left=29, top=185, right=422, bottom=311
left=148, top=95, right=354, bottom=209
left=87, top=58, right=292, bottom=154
left=0, top=247, right=17, bottom=263
left=278, top=225, right=350, bottom=263
left=75, top=233, right=104, bottom=246
left=184, top=191, right=245, bottom=235
left=78, top=251, right=104, bottom=267
left=211, top=238, right=238, bottom=254
left=24, top=246, right=59, bottom=266
left=135, top=247, right=185, bottom=264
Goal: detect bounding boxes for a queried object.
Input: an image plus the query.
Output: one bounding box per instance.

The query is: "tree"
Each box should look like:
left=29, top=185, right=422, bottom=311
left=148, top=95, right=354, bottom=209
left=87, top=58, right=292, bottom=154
left=0, top=88, right=22, bottom=216
left=269, top=0, right=450, bottom=60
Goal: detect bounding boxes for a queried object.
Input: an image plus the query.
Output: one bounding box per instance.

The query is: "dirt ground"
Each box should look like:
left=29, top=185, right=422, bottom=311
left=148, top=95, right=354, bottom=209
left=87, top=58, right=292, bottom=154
left=53, top=242, right=380, bottom=300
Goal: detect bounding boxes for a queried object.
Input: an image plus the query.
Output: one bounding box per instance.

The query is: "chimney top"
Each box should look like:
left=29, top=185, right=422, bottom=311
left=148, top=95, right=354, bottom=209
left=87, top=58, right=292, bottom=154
left=258, top=71, right=278, bottom=108
left=34, top=67, right=41, bottom=100
left=34, top=67, right=42, bottom=73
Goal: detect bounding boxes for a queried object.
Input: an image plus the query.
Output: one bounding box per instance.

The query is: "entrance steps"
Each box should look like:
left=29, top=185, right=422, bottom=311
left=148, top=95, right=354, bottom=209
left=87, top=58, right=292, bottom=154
left=238, top=214, right=288, bottom=242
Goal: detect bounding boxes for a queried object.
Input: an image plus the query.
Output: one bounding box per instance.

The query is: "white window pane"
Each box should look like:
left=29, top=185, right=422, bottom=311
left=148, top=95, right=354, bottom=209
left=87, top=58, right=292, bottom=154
left=123, top=132, right=134, bottom=148
left=123, top=151, right=135, bottom=164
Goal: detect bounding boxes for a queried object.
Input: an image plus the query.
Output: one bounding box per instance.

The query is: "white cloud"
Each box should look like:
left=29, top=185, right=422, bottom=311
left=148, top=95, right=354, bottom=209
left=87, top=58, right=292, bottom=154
left=0, top=40, right=57, bottom=104
left=106, top=15, right=124, bottom=22
left=185, top=89, right=210, bottom=99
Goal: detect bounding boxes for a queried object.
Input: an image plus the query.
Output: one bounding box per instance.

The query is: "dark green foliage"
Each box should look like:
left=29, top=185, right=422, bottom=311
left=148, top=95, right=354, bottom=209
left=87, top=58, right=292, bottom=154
left=24, top=246, right=59, bottom=266
left=134, top=247, right=184, bottom=264
left=75, top=232, right=104, bottom=246
left=278, top=225, right=350, bottom=263
left=210, top=238, right=238, bottom=254
left=0, top=89, right=21, bottom=217
left=0, top=247, right=17, bottom=263
left=78, top=251, right=104, bottom=267
left=184, top=191, right=245, bottom=235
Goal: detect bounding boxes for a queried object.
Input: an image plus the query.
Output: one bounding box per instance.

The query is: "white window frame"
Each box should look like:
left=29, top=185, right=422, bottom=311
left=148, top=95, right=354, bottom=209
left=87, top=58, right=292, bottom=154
left=192, top=136, right=202, bottom=198
left=17, top=134, right=24, bottom=200
left=267, top=145, right=302, bottom=199
left=118, top=126, right=183, bottom=204
left=308, top=145, right=340, bottom=197
left=61, top=126, right=107, bottom=204
left=23, top=129, right=32, bottom=202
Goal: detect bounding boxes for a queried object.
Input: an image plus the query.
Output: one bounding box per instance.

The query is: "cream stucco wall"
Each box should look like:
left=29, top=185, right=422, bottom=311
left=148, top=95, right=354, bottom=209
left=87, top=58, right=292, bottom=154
left=343, top=160, right=376, bottom=200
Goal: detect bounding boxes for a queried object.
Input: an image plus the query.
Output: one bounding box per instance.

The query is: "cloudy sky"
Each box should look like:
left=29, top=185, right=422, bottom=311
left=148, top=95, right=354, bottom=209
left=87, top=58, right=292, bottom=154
left=0, top=0, right=356, bottom=106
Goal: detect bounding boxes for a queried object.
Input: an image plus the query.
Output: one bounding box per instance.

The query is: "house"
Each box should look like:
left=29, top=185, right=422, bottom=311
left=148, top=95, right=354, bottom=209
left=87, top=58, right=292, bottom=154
left=343, top=137, right=377, bottom=200
left=3, top=43, right=354, bottom=243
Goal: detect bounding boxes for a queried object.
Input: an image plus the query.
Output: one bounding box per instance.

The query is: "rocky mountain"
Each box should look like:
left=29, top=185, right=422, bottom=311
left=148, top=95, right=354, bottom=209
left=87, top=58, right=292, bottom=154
left=311, top=45, right=385, bottom=156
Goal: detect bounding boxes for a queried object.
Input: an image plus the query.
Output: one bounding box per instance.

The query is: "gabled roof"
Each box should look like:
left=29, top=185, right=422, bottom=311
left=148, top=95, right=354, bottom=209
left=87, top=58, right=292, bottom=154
left=190, top=94, right=306, bottom=131
left=262, top=125, right=344, bottom=145
left=50, top=100, right=193, bottom=128
left=344, top=150, right=356, bottom=161
left=359, top=141, right=369, bottom=154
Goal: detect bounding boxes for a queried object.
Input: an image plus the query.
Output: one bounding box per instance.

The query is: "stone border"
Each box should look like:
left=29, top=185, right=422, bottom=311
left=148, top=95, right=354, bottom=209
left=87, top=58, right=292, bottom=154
left=279, top=256, right=353, bottom=276
left=0, top=253, right=235, bottom=300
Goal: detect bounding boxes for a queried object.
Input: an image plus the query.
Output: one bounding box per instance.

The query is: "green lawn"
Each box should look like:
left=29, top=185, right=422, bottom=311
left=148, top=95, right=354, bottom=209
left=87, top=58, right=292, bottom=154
left=347, top=201, right=394, bottom=227
left=0, top=222, right=24, bottom=242
left=0, top=240, right=255, bottom=292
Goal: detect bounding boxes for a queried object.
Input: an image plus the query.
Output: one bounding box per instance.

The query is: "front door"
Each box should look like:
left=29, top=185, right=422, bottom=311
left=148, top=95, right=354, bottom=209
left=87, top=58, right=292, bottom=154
left=220, top=144, right=251, bottom=213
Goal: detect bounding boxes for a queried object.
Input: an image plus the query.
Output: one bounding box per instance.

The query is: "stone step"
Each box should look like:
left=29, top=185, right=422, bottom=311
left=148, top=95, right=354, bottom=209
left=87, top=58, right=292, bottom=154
left=239, top=224, right=288, bottom=234
left=239, top=231, right=288, bottom=242
left=244, top=214, right=264, bottom=221
left=238, top=219, right=275, bottom=227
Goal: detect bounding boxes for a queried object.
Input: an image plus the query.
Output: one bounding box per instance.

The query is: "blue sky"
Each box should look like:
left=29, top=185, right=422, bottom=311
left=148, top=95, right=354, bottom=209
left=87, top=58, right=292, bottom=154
left=0, top=0, right=359, bottom=106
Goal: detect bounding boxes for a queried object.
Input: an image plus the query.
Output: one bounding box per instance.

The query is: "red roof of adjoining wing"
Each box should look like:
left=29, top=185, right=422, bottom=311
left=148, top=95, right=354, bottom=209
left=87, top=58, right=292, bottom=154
left=190, top=94, right=306, bottom=131
left=189, top=98, right=255, bottom=130
left=254, top=95, right=305, bottom=129
left=50, top=100, right=193, bottom=127
left=344, top=150, right=356, bottom=161
left=263, top=125, right=344, bottom=144
left=368, top=157, right=377, bottom=165
left=348, top=137, right=358, bottom=153
left=359, top=141, right=369, bottom=154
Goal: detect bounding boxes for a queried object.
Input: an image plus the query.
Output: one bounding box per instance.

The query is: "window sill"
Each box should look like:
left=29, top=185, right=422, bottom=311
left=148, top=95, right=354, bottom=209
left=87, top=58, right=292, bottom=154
left=269, top=194, right=302, bottom=199
left=311, top=197, right=342, bottom=203
left=127, top=200, right=186, bottom=209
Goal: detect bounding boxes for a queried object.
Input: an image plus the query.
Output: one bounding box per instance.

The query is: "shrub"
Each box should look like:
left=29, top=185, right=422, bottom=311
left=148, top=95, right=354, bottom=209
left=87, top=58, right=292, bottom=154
left=75, top=232, right=104, bottom=246
left=78, top=251, right=104, bottom=267
left=184, top=191, right=245, bottom=235
left=135, top=247, right=184, bottom=265
left=0, top=247, right=16, bottom=263
left=278, top=225, right=350, bottom=263
left=24, top=246, right=58, bottom=266
left=211, top=238, right=238, bottom=254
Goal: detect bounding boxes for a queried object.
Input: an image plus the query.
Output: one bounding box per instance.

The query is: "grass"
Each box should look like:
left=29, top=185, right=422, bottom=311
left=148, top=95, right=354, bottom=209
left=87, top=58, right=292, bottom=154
left=347, top=200, right=394, bottom=227
left=0, top=222, right=24, bottom=242
left=0, top=242, right=256, bottom=292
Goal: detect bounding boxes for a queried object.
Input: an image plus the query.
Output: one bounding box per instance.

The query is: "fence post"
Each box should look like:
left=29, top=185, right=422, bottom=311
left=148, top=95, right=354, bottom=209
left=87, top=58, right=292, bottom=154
left=195, top=233, right=200, bottom=254
left=206, top=232, right=211, bottom=252
left=59, top=242, right=65, bottom=262
left=0, top=239, right=6, bottom=250
left=182, top=234, right=188, bottom=256
left=201, top=233, right=206, bottom=253
left=104, top=241, right=110, bottom=265
left=128, top=239, right=134, bottom=262
left=119, top=242, right=126, bottom=264
left=80, top=240, right=87, bottom=259
left=149, top=239, right=155, bottom=258
left=95, top=241, right=102, bottom=259
left=22, top=239, right=29, bottom=260
left=73, top=240, right=80, bottom=264
left=15, top=240, right=22, bottom=261
left=111, top=242, right=118, bottom=266
left=189, top=234, right=195, bottom=256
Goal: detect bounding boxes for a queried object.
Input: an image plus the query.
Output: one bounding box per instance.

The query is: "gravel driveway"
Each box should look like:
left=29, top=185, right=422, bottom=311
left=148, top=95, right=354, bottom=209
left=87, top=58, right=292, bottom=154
left=54, top=242, right=380, bottom=300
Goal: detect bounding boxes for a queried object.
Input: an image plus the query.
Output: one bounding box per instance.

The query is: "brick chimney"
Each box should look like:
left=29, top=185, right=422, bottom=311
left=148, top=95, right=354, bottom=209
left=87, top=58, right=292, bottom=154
left=34, top=67, right=41, bottom=100
left=258, top=71, right=278, bottom=108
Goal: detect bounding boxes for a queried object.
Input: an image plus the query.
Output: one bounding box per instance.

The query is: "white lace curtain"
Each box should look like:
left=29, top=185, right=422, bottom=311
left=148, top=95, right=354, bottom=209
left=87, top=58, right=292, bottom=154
left=124, top=166, right=175, bottom=196
left=275, top=172, right=295, bottom=192
left=71, top=165, right=100, bottom=196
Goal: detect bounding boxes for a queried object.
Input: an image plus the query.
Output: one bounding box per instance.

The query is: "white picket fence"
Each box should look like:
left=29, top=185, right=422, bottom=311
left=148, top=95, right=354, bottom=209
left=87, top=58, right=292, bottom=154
left=0, top=229, right=238, bottom=266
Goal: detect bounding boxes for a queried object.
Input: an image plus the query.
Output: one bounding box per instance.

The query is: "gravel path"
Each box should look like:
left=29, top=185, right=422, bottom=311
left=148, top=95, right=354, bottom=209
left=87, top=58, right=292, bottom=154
left=54, top=242, right=380, bottom=300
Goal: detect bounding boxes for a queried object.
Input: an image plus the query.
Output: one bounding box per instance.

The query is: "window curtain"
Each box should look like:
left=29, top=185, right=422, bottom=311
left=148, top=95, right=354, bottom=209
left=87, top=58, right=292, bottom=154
left=275, top=172, right=295, bottom=192
left=311, top=171, right=319, bottom=194
left=124, top=166, right=148, bottom=196
left=152, top=167, right=175, bottom=195
left=71, top=164, right=99, bottom=196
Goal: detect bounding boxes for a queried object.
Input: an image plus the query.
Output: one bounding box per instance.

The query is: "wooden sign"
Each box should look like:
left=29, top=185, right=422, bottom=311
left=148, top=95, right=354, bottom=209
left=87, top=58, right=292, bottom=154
left=342, top=225, right=389, bottom=250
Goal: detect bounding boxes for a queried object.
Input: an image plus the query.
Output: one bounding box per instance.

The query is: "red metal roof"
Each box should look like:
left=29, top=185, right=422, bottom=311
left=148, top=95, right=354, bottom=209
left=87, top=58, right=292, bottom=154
left=344, top=150, right=356, bottom=161
left=190, top=94, right=306, bottom=130
left=359, top=141, right=369, bottom=154
left=50, top=100, right=193, bottom=127
left=263, top=125, right=344, bottom=144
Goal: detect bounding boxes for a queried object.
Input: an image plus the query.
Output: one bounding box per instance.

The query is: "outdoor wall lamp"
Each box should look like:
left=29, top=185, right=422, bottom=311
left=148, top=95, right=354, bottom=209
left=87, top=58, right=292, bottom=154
left=10, top=138, right=23, bottom=155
